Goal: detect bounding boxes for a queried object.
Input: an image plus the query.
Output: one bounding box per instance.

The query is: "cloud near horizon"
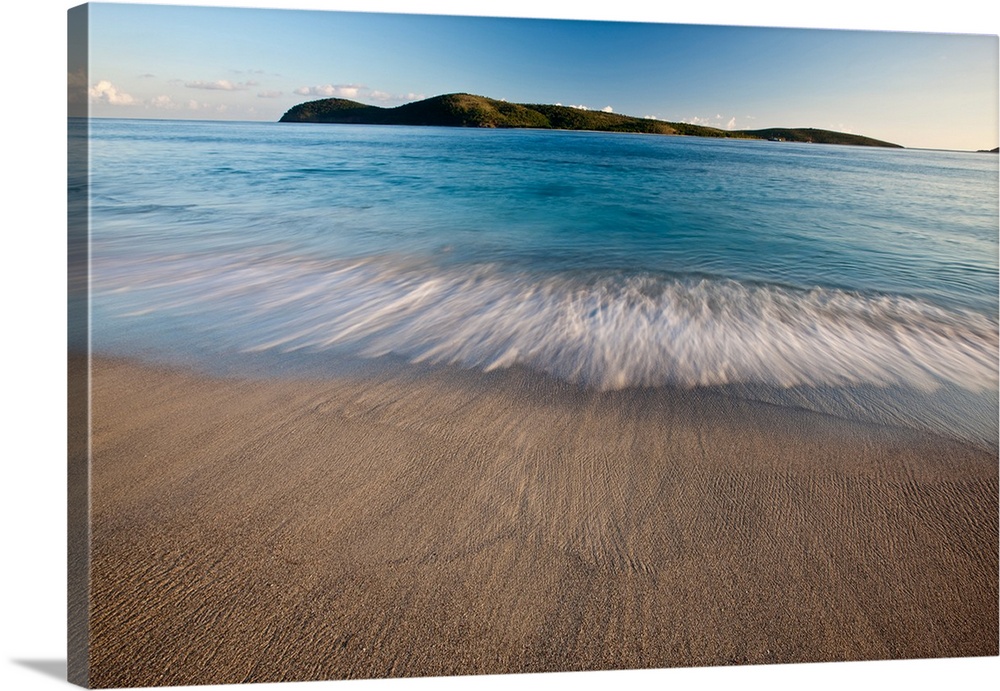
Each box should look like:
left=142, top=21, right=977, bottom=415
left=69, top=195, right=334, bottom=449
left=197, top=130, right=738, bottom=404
left=146, top=95, right=232, bottom=113
left=369, top=90, right=424, bottom=102
left=557, top=104, right=613, bottom=112
left=293, top=84, right=424, bottom=104
left=294, top=84, right=363, bottom=98
left=149, top=95, right=174, bottom=108
left=185, top=79, right=258, bottom=91
left=684, top=114, right=742, bottom=130
left=147, top=95, right=197, bottom=111
left=89, top=80, right=136, bottom=105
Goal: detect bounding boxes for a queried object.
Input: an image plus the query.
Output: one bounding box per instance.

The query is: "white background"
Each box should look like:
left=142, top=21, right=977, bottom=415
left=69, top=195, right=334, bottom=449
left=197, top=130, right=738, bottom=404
left=2, top=2, right=997, bottom=690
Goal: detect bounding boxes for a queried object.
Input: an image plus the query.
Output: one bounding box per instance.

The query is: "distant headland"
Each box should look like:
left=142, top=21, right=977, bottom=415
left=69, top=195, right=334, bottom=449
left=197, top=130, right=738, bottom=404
left=279, top=92, right=903, bottom=148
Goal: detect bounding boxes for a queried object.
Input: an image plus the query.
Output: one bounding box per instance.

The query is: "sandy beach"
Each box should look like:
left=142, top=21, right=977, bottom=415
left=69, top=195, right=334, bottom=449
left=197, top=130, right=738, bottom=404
left=84, top=356, right=997, bottom=688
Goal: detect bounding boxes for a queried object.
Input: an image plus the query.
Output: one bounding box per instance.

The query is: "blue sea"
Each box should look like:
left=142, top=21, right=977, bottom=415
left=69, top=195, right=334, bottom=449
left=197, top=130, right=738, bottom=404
left=77, top=118, right=999, bottom=448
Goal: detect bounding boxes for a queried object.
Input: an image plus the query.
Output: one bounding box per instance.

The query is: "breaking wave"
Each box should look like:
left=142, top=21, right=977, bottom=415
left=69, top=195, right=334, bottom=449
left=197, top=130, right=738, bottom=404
left=93, top=250, right=999, bottom=393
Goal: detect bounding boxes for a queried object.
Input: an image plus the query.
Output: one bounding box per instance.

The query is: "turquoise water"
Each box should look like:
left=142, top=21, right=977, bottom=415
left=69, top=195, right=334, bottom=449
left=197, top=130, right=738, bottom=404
left=80, top=118, right=999, bottom=446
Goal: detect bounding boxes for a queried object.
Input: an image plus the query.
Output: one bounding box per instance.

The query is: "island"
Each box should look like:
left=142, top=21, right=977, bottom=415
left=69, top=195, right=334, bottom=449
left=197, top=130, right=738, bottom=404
left=279, top=92, right=903, bottom=148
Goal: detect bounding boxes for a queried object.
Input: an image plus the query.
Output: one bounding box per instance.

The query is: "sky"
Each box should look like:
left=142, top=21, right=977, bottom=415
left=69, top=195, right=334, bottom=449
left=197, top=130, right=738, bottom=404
left=74, top=1, right=999, bottom=151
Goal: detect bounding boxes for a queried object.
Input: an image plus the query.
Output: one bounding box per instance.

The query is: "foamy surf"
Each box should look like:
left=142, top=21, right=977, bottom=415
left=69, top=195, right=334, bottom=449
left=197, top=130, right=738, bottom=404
left=93, top=250, right=998, bottom=394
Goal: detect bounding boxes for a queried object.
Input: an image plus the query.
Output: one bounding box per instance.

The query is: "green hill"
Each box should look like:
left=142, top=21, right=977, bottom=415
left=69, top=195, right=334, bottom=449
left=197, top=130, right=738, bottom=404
left=279, top=93, right=903, bottom=148
left=739, top=127, right=901, bottom=147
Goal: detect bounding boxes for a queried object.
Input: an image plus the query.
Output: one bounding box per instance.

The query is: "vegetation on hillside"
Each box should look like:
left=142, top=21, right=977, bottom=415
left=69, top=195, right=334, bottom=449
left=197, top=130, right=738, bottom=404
left=740, top=128, right=901, bottom=147
left=279, top=93, right=903, bottom=148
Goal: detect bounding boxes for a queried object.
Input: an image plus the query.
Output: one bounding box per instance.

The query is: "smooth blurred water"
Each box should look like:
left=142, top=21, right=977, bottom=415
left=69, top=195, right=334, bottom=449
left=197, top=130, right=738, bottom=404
left=83, top=118, right=999, bottom=446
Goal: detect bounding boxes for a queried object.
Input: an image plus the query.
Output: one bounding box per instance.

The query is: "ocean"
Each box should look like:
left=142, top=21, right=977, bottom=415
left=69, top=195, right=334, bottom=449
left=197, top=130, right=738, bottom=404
left=77, top=118, right=999, bottom=448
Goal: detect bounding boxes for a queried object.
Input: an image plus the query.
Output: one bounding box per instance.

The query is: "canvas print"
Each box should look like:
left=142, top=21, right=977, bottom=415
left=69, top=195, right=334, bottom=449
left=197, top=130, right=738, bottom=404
left=67, top=2, right=999, bottom=688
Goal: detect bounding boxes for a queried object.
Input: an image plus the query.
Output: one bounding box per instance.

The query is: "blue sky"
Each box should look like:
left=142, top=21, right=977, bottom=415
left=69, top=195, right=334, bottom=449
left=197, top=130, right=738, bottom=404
left=78, top=2, right=998, bottom=150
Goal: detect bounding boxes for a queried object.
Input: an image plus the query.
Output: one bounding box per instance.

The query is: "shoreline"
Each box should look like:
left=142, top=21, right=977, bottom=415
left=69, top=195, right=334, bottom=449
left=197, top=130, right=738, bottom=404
left=85, top=355, right=998, bottom=687
left=83, top=342, right=1000, bottom=453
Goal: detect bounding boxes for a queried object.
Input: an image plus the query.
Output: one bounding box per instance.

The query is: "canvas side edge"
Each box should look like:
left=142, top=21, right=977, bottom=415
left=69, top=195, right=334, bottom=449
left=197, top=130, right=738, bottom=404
left=67, top=3, right=91, bottom=688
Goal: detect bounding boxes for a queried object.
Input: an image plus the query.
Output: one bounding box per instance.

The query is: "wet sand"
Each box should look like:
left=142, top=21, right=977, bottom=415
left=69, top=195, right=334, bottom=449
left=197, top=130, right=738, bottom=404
left=85, top=356, right=997, bottom=688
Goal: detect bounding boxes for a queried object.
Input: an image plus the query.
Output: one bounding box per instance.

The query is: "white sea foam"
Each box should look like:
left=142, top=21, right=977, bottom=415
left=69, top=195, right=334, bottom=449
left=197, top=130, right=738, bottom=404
left=93, top=250, right=999, bottom=394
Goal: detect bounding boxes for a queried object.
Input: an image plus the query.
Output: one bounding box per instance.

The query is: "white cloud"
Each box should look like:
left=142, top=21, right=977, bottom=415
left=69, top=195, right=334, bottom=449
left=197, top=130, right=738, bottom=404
left=373, top=91, right=424, bottom=103
left=257, top=90, right=284, bottom=99
left=148, top=95, right=213, bottom=113
left=294, top=84, right=363, bottom=98
left=184, top=79, right=255, bottom=91
left=295, top=86, right=423, bottom=104
left=149, top=95, right=176, bottom=109
left=684, top=114, right=743, bottom=129
left=89, top=80, right=135, bottom=106
left=601, top=106, right=614, bottom=113
left=569, top=104, right=588, bottom=110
